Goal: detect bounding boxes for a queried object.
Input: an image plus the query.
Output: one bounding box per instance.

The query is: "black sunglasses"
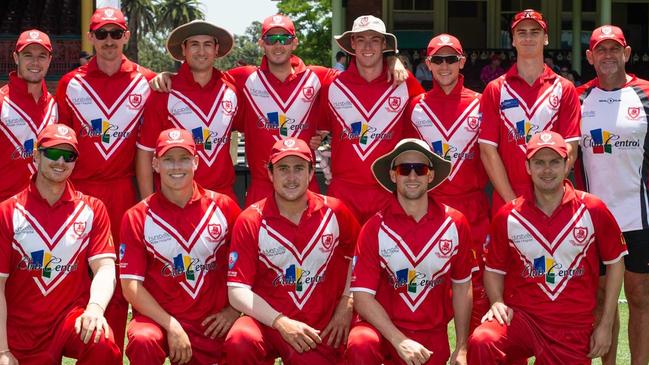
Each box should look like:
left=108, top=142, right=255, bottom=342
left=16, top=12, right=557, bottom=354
left=93, top=29, right=125, bottom=40
left=392, top=163, right=432, bottom=176
left=428, top=55, right=461, bottom=65
left=39, top=147, right=78, bottom=163
left=262, top=34, right=295, bottom=45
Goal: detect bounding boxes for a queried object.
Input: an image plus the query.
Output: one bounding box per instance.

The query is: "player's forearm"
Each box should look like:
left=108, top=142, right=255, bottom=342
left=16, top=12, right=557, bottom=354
left=121, top=279, right=176, bottom=331
left=566, top=141, right=578, bottom=171
left=88, top=259, right=116, bottom=312
left=135, top=149, right=154, bottom=198
left=483, top=271, right=505, bottom=305
left=600, top=260, right=625, bottom=329
left=0, top=280, right=9, bottom=350
left=342, top=261, right=353, bottom=297
left=479, top=144, right=516, bottom=202
left=353, top=291, right=408, bottom=347
left=452, top=281, right=473, bottom=349
left=228, top=286, right=281, bottom=327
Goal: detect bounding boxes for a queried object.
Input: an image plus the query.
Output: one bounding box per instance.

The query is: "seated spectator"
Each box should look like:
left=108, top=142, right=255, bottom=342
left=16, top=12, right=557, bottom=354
left=480, top=54, right=505, bottom=86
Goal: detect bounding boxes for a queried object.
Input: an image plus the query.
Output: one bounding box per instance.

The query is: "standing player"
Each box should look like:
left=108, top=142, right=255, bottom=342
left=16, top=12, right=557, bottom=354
left=321, top=15, right=424, bottom=224
left=577, top=25, right=649, bottom=365
left=1, top=29, right=57, bottom=201
left=121, top=128, right=241, bottom=365
left=346, top=138, right=475, bottom=365
left=0, top=124, right=120, bottom=365
left=405, top=33, right=489, bottom=331
left=225, top=137, right=360, bottom=364
left=55, top=7, right=157, bottom=351
left=468, top=132, right=627, bottom=364
left=478, top=9, right=581, bottom=214
left=136, top=20, right=240, bottom=201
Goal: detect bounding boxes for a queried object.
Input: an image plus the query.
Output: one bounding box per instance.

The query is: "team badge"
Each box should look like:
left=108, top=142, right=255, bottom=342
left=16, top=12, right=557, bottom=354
left=169, top=130, right=181, bottom=140
left=222, top=100, right=234, bottom=115
left=29, top=31, right=41, bottom=40
left=628, top=106, right=641, bottom=120
left=438, top=239, right=452, bottom=257
left=103, top=8, right=115, bottom=19
left=467, top=116, right=479, bottom=130
left=359, top=16, right=369, bottom=26
left=208, top=224, right=222, bottom=240
left=548, top=94, right=559, bottom=109
left=321, top=233, right=334, bottom=250
left=540, top=132, right=553, bottom=143
left=73, top=222, right=86, bottom=237
left=302, top=86, right=315, bottom=101
left=128, top=94, right=142, bottom=108
left=440, top=35, right=451, bottom=44
left=573, top=227, right=588, bottom=243
left=272, top=15, right=283, bottom=25
left=228, top=251, right=238, bottom=270
left=283, top=139, right=296, bottom=148
left=601, top=26, right=612, bottom=35
left=57, top=125, right=69, bottom=135
left=388, top=96, right=401, bottom=111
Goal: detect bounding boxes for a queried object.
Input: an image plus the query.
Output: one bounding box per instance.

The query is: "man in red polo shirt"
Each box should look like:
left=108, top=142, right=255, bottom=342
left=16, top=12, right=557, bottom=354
left=121, top=128, right=241, bottom=365
left=468, top=132, right=627, bottom=364
left=478, top=9, right=580, bottom=214
left=321, top=15, right=424, bottom=224
left=1, top=29, right=58, bottom=201
left=405, top=33, right=489, bottom=331
left=136, top=20, right=241, bottom=201
left=55, top=7, right=157, bottom=351
left=225, top=137, right=360, bottom=364
left=346, top=138, right=475, bottom=365
left=0, top=124, right=120, bottom=365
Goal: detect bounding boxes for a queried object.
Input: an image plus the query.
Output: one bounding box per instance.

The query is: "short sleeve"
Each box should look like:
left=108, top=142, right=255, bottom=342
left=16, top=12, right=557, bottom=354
left=118, top=206, right=148, bottom=281
left=138, top=91, right=169, bottom=151
left=333, top=199, right=361, bottom=259
left=478, top=81, right=501, bottom=147
left=484, top=206, right=512, bottom=274
left=586, top=195, right=628, bottom=265
left=87, top=198, right=116, bottom=262
left=227, top=208, right=261, bottom=288
left=0, top=201, right=14, bottom=276
left=451, top=214, right=478, bottom=282
left=554, top=81, right=581, bottom=142
left=350, top=218, right=381, bottom=295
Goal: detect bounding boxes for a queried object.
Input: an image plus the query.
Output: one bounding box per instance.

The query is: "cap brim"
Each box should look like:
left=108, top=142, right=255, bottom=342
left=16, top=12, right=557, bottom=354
left=40, top=141, right=79, bottom=154
left=91, top=21, right=127, bottom=32
left=371, top=140, right=452, bottom=193
left=270, top=151, right=313, bottom=165
left=156, top=145, right=196, bottom=157
left=166, top=21, right=233, bottom=61
left=334, top=31, right=397, bottom=56
left=590, top=38, right=626, bottom=50
left=16, top=42, right=52, bottom=53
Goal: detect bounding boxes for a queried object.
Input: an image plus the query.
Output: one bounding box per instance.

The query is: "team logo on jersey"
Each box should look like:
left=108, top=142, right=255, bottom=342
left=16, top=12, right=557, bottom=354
left=500, top=98, right=519, bottom=110
left=259, top=112, right=306, bottom=137
left=349, top=121, right=372, bottom=145
left=228, top=251, right=238, bottom=270
left=222, top=100, right=235, bottom=115
left=22, top=250, right=77, bottom=278
left=548, top=94, right=559, bottom=109
left=467, top=116, right=480, bottom=130
left=302, top=86, right=315, bottom=101
left=11, top=138, right=35, bottom=160
left=82, top=118, right=129, bottom=143
left=191, top=127, right=228, bottom=151
left=393, top=268, right=443, bottom=294
left=208, top=224, right=222, bottom=240
left=128, top=94, right=142, bottom=108
left=73, top=222, right=86, bottom=237
left=524, top=255, right=583, bottom=285
left=172, top=254, right=197, bottom=281
left=510, top=120, right=538, bottom=145
left=437, top=239, right=453, bottom=258
left=432, top=141, right=454, bottom=161
left=321, top=233, right=334, bottom=250
left=582, top=128, right=640, bottom=154
left=627, top=106, right=641, bottom=120
left=387, top=97, right=402, bottom=112
left=573, top=227, right=588, bottom=244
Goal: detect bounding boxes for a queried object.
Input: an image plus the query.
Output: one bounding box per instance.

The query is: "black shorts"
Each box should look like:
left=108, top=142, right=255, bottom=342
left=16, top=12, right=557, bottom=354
left=600, top=229, right=649, bottom=275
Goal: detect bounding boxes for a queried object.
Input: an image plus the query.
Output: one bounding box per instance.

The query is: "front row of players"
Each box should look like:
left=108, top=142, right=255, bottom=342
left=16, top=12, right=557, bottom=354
left=0, top=125, right=627, bottom=365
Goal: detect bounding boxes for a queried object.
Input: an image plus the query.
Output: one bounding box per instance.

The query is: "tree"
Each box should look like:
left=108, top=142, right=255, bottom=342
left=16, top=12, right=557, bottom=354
left=276, top=0, right=332, bottom=66
left=214, top=22, right=263, bottom=70
left=156, top=0, right=205, bottom=31
left=138, top=32, right=176, bottom=72
left=122, top=0, right=156, bottom=63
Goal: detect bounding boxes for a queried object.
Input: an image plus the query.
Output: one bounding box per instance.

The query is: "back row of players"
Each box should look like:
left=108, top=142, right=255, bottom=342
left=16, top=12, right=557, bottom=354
left=0, top=5, right=647, bottom=365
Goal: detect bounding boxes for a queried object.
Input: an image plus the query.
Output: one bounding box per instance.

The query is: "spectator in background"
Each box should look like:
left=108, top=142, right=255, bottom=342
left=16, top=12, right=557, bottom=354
left=334, top=50, right=347, bottom=71
left=560, top=65, right=582, bottom=86
left=415, top=55, right=433, bottom=90
left=480, top=54, right=505, bottom=86
left=79, top=51, right=91, bottom=66
left=544, top=53, right=560, bottom=72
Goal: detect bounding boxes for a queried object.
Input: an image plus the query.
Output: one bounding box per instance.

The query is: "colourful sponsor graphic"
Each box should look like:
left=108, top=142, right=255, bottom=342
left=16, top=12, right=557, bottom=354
left=533, top=256, right=555, bottom=284
left=228, top=251, right=238, bottom=270
left=91, top=118, right=111, bottom=143
left=285, top=264, right=304, bottom=292
left=350, top=121, right=369, bottom=144
left=119, top=243, right=126, bottom=260
left=516, top=120, right=535, bottom=144
left=589, top=128, right=613, bottom=154
left=173, top=254, right=195, bottom=281
left=192, top=127, right=212, bottom=151
left=431, top=141, right=452, bottom=161
left=396, top=268, right=418, bottom=293
left=267, top=112, right=289, bottom=137
left=24, top=138, right=35, bottom=156
left=30, top=249, right=53, bottom=278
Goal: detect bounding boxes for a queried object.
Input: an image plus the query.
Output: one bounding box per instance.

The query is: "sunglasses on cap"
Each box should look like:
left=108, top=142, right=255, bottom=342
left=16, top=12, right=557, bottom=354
left=513, top=10, right=545, bottom=23
left=428, top=55, right=462, bottom=65
left=262, top=34, right=295, bottom=45
left=38, top=147, right=78, bottom=163
left=93, top=29, right=125, bottom=40
left=392, top=163, right=432, bottom=176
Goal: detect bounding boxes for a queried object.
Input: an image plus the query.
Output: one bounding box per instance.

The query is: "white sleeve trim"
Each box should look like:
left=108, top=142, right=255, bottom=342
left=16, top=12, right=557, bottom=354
left=350, top=287, right=376, bottom=295
left=602, top=251, right=629, bottom=265
left=564, top=136, right=581, bottom=143
left=136, top=143, right=155, bottom=152
left=120, top=274, right=145, bottom=281
left=88, top=253, right=117, bottom=262
left=452, top=273, right=473, bottom=284
left=227, top=282, right=252, bottom=290
left=478, top=139, right=498, bottom=147
left=485, top=266, right=507, bottom=275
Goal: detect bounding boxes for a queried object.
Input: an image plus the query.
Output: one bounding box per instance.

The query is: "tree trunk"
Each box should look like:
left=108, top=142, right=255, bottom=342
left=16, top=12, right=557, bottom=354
left=125, top=20, right=139, bottom=62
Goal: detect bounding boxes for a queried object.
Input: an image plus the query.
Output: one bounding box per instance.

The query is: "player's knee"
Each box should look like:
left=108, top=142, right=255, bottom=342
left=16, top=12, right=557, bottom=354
left=224, top=325, right=263, bottom=358
left=468, top=323, right=500, bottom=348
left=126, top=324, right=164, bottom=351
left=345, top=325, right=381, bottom=362
left=626, top=277, right=649, bottom=308
left=84, top=338, right=122, bottom=365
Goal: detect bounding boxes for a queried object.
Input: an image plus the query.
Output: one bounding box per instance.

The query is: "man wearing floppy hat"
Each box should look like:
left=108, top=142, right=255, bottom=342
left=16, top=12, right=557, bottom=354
left=478, top=9, right=581, bottom=215
left=137, top=20, right=241, bottom=202
left=55, top=7, right=157, bottom=350
left=405, top=33, right=490, bottom=333
left=319, top=15, right=424, bottom=225
left=121, top=128, right=241, bottom=365
left=0, top=124, right=121, bottom=365
left=346, top=138, right=475, bottom=365
left=575, top=25, right=649, bottom=364
left=225, top=137, right=360, bottom=364
left=468, top=131, right=626, bottom=364
left=0, top=29, right=58, bottom=202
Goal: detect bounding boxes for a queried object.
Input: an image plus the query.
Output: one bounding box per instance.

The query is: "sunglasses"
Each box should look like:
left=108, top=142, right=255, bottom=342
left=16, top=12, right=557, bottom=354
left=262, top=34, right=295, bottom=45
left=514, top=9, right=545, bottom=22
left=392, top=163, right=432, bottom=176
left=428, top=55, right=462, bottom=65
left=93, top=29, right=125, bottom=40
left=39, top=147, right=78, bottom=163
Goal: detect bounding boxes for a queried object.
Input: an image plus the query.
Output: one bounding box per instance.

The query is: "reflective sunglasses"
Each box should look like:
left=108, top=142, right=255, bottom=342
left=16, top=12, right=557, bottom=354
left=428, top=55, right=461, bottom=65
left=513, top=9, right=545, bottom=22
left=392, top=163, right=432, bottom=176
left=38, top=147, right=78, bottom=163
left=93, top=29, right=125, bottom=40
left=262, top=34, right=295, bottom=45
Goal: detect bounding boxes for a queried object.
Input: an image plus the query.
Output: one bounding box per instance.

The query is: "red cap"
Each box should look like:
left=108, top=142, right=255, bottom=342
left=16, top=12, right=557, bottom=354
left=269, top=138, right=313, bottom=164
left=155, top=128, right=196, bottom=157
left=37, top=124, right=79, bottom=153
left=511, top=9, right=547, bottom=33
left=90, top=7, right=127, bottom=32
left=526, top=131, right=568, bottom=159
left=589, top=25, right=626, bottom=50
left=426, top=34, right=463, bottom=56
left=261, top=14, right=295, bottom=37
left=15, top=29, right=52, bottom=53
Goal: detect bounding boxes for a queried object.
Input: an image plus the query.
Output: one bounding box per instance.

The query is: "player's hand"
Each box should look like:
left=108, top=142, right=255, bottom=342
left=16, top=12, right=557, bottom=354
left=587, top=321, right=612, bottom=358
left=309, top=130, right=329, bottom=150
left=392, top=338, right=432, bottom=365
left=149, top=71, right=175, bottom=93
left=482, top=302, right=513, bottom=325
left=167, top=317, right=192, bottom=364
left=75, top=303, right=109, bottom=344
left=0, top=351, right=19, bottom=365
left=202, top=306, right=240, bottom=339
left=320, top=295, right=353, bottom=348
left=387, top=55, right=408, bottom=85
left=449, top=347, right=467, bottom=365
left=272, top=315, right=321, bottom=353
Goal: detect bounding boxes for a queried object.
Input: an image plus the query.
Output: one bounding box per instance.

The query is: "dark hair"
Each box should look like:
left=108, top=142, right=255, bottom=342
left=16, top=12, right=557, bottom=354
left=336, top=51, right=346, bottom=61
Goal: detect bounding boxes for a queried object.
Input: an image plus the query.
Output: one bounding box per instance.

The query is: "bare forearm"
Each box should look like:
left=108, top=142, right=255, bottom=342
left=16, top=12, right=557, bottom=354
left=122, top=279, right=175, bottom=331
left=228, top=286, right=281, bottom=327
left=600, top=260, right=625, bottom=328
left=0, top=281, right=8, bottom=350
left=88, top=262, right=116, bottom=311
left=480, top=144, right=516, bottom=202
left=135, top=149, right=154, bottom=198
left=354, top=292, right=407, bottom=346
left=483, top=271, right=505, bottom=305
left=452, top=281, right=473, bottom=348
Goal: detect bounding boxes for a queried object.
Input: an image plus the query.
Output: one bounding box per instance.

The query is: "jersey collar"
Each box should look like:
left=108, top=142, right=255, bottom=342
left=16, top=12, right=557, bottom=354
left=8, top=71, right=49, bottom=103
left=86, top=55, right=137, bottom=76
left=259, top=55, right=307, bottom=84
left=155, top=181, right=205, bottom=210
left=505, top=64, right=556, bottom=84
left=177, top=61, right=223, bottom=90
left=264, top=190, right=324, bottom=224
left=27, top=177, right=77, bottom=208
left=428, top=74, right=465, bottom=98
left=522, top=180, right=578, bottom=215
left=384, top=195, right=445, bottom=223
left=344, top=57, right=389, bottom=84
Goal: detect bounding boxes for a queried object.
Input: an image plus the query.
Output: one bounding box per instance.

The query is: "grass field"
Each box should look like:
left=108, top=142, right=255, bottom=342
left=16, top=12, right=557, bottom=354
left=63, top=296, right=631, bottom=364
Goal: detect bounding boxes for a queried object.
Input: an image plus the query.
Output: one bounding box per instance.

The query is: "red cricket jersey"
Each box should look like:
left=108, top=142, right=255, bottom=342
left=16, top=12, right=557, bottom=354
left=486, top=182, right=628, bottom=328
left=119, top=183, right=241, bottom=323
left=227, top=191, right=360, bottom=330
left=0, top=72, right=58, bottom=201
